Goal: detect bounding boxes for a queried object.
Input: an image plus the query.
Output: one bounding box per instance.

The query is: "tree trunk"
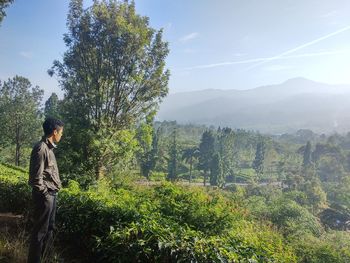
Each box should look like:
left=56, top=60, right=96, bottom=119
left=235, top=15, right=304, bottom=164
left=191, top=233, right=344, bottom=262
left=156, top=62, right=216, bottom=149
left=15, top=143, right=20, bottom=166
left=95, top=164, right=105, bottom=180
left=15, top=123, right=20, bottom=166
left=189, top=156, right=192, bottom=183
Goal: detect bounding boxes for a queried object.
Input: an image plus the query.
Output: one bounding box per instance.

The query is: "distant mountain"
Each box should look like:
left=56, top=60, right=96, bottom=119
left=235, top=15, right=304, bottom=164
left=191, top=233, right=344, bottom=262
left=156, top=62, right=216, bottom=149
left=157, top=78, right=350, bottom=134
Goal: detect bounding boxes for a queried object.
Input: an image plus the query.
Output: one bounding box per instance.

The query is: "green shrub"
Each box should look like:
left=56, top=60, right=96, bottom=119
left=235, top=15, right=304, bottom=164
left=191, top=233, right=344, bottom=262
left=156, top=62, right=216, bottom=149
left=0, top=164, right=31, bottom=214
left=292, top=232, right=350, bottom=263
left=149, top=171, right=166, bottom=181
left=0, top=163, right=297, bottom=262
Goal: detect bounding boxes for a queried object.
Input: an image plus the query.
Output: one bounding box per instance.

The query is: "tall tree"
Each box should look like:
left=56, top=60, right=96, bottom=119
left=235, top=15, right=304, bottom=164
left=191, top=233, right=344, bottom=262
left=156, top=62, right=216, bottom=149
left=49, top=0, right=170, bottom=179
left=167, top=128, right=178, bottom=182
left=252, top=141, right=266, bottom=179
left=217, top=127, right=235, bottom=182
left=136, top=111, right=159, bottom=179
left=277, top=160, right=286, bottom=189
left=0, top=76, right=43, bottom=166
left=302, top=141, right=312, bottom=168
left=0, top=0, right=13, bottom=24
left=210, top=152, right=224, bottom=187
left=301, top=177, right=327, bottom=214
left=44, top=92, right=61, bottom=119
left=182, top=146, right=199, bottom=183
left=198, top=130, right=215, bottom=186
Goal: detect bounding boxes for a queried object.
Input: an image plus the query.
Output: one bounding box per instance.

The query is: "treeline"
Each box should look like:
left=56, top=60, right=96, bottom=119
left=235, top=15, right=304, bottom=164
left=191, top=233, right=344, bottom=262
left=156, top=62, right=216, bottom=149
left=1, top=0, right=170, bottom=186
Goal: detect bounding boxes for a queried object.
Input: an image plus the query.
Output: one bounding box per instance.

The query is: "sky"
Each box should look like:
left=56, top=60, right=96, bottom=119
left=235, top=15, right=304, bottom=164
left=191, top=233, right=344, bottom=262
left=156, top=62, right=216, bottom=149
left=1, top=0, right=350, bottom=101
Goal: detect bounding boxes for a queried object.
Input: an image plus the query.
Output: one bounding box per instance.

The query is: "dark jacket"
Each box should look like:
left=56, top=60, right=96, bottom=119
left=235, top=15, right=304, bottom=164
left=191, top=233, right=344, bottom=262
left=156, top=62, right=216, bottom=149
left=28, top=137, right=62, bottom=195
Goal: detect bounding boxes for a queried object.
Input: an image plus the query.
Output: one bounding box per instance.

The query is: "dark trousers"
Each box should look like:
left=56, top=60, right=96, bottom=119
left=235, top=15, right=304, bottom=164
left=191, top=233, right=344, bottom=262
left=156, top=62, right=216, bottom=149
left=27, top=190, right=57, bottom=263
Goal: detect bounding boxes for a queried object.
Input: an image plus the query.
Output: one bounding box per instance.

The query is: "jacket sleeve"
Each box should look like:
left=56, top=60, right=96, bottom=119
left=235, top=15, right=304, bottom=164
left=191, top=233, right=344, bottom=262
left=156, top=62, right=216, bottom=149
left=29, top=145, right=48, bottom=195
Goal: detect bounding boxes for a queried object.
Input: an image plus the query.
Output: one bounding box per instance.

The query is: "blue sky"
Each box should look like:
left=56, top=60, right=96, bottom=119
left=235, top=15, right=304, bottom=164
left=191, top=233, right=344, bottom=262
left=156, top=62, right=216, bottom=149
left=1, top=0, right=350, bottom=101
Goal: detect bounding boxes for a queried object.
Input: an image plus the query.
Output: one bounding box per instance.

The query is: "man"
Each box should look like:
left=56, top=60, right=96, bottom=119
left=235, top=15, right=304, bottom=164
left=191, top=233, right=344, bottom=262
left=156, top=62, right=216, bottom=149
left=27, top=118, right=64, bottom=263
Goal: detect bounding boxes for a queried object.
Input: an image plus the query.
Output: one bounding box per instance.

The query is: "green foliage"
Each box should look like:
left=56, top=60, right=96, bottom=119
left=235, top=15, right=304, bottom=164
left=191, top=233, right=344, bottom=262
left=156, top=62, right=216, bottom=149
left=49, top=0, right=170, bottom=180
left=319, top=203, right=350, bottom=231
left=325, top=176, right=350, bottom=208
left=252, top=141, right=266, bottom=178
left=317, top=155, right=345, bottom=182
left=136, top=113, right=159, bottom=179
left=198, top=130, right=215, bottom=185
left=0, top=76, right=43, bottom=166
left=0, top=164, right=296, bottom=262
left=244, top=188, right=323, bottom=238
left=268, top=198, right=323, bottom=237
left=312, top=143, right=345, bottom=164
left=149, top=171, right=166, bottom=181
left=300, top=177, right=327, bottom=213
left=210, top=152, right=224, bottom=187
left=44, top=92, right=61, bottom=119
left=293, top=232, right=350, bottom=263
left=0, top=164, right=31, bottom=214
left=57, top=127, right=139, bottom=187
left=181, top=146, right=199, bottom=183
left=0, top=0, right=13, bottom=24
left=167, top=129, right=178, bottom=181
left=153, top=182, right=238, bottom=235
left=302, top=141, right=313, bottom=168
left=283, top=190, right=308, bottom=206
left=217, top=127, right=235, bottom=179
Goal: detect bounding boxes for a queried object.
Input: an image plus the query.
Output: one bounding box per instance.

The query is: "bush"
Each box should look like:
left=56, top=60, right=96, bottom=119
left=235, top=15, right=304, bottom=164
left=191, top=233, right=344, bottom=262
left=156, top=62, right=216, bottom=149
left=149, top=171, right=166, bottom=181
left=292, top=232, right=350, bottom=263
left=0, top=163, right=297, bottom=262
left=0, top=163, right=31, bottom=214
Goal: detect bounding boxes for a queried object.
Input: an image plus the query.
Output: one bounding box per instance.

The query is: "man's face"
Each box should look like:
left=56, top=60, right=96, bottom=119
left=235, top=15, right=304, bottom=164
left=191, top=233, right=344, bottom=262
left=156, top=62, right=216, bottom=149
left=53, top=127, right=64, bottom=143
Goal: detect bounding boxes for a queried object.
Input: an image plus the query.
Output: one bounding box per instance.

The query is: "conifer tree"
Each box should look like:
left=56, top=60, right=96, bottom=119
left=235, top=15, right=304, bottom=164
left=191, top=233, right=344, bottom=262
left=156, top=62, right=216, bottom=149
left=44, top=93, right=61, bottom=119
left=252, top=141, right=266, bottom=179
left=199, top=130, right=215, bottom=186
left=210, top=152, right=224, bottom=187
left=303, top=141, right=312, bottom=168
left=167, top=128, right=178, bottom=181
left=217, top=127, right=235, bottom=182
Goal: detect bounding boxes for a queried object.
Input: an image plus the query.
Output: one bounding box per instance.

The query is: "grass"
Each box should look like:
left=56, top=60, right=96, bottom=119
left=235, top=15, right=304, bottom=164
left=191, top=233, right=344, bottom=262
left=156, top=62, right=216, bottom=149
left=0, top=228, right=27, bottom=263
left=0, top=211, right=69, bottom=263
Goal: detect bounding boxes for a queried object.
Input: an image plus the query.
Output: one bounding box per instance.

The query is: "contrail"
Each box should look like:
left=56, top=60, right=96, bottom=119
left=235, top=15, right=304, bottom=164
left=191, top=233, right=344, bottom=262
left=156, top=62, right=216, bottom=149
left=183, top=49, right=350, bottom=70
left=183, top=25, right=350, bottom=71
left=244, top=25, right=350, bottom=71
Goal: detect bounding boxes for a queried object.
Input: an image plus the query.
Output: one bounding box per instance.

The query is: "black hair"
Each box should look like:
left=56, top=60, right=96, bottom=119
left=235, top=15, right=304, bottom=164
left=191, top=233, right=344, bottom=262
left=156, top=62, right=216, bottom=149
left=43, top=118, right=64, bottom=136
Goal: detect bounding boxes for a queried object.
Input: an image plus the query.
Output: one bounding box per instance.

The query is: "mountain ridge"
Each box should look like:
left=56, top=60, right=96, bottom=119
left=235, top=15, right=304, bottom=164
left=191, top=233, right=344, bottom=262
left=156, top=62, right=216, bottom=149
left=158, top=78, right=350, bottom=134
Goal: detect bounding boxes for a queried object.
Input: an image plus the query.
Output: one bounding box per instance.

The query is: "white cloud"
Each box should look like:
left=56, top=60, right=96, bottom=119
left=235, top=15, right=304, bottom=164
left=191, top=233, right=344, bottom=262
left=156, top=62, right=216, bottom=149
left=243, top=24, right=350, bottom=71
left=178, top=32, right=199, bottom=43
left=19, top=51, right=33, bottom=59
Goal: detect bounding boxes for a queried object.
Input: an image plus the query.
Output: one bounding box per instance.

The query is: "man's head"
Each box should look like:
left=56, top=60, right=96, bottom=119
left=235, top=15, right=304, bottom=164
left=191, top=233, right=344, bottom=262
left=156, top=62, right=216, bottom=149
left=43, top=118, right=64, bottom=143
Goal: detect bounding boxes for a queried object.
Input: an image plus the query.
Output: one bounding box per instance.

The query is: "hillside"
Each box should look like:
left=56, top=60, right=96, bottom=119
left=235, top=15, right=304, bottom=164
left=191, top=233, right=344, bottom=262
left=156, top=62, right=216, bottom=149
left=0, top=163, right=297, bottom=262
left=1, top=162, right=350, bottom=262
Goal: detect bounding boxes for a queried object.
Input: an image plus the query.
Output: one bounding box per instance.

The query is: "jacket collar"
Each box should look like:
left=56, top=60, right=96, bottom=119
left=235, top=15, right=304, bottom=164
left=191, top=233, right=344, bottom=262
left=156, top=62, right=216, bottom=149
left=41, top=136, right=57, bottom=150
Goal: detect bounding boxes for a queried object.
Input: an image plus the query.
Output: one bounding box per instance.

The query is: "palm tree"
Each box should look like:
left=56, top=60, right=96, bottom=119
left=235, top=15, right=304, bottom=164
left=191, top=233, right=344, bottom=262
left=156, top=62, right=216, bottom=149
left=182, top=147, right=200, bottom=183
